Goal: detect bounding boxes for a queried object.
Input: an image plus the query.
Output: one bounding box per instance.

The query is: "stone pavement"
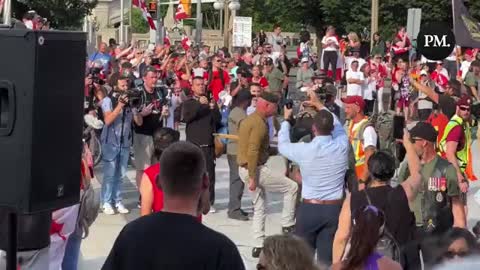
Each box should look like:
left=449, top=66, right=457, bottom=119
left=79, top=136, right=480, bottom=270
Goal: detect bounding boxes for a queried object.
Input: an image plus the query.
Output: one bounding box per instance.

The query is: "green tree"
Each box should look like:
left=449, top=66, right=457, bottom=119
left=131, top=7, right=149, bottom=33
left=13, top=0, right=98, bottom=30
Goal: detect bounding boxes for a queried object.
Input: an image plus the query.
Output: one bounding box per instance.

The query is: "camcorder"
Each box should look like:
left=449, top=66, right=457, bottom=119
left=88, top=67, right=105, bottom=85
left=111, top=88, right=143, bottom=108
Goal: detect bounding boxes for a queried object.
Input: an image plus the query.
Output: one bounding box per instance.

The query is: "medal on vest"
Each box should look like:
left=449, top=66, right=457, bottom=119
left=436, top=192, right=444, bottom=202
left=440, top=177, right=447, bottom=192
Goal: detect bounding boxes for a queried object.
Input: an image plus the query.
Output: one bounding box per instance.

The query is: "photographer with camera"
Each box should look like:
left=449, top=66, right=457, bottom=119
left=100, top=76, right=142, bottom=215
left=133, top=66, right=169, bottom=205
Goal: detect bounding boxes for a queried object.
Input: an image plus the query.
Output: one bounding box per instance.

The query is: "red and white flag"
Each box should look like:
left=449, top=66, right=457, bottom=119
left=181, top=34, right=192, bottom=51
left=175, top=0, right=190, bottom=21
left=132, top=0, right=156, bottom=30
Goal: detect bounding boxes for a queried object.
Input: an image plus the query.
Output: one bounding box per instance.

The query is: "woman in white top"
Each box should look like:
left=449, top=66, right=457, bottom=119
left=322, top=26, right=339, bottom=80
left=361, top=63, right=376, bottom=115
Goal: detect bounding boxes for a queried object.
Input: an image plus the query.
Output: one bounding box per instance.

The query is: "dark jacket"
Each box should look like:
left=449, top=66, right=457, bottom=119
left=182, top=96, right=221, bottom=146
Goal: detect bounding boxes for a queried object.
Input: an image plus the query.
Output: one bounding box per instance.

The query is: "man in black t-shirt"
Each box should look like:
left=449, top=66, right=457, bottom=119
left=133, top=66, right=168, bottom=192
left=102, top=142, right=245, bottom=270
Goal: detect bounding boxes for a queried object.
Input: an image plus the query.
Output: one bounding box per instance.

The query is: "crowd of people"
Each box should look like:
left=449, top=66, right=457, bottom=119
left=1, top=19, right=480, bottom=270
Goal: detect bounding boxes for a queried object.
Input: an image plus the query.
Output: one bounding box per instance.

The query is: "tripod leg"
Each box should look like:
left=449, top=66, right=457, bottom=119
left=6, top=211, right=17, bottom=270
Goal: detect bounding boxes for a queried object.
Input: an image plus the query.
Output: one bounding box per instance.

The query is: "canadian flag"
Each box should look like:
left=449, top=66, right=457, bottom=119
left=181, top=34, right=192, bottom=51
left=133, top=0, right=156, bottom=30
left=175, top=0, right=191, bottom=21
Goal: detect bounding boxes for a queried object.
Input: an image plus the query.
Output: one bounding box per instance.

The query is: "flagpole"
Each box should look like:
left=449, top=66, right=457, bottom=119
left=120, top=0, right=124, bottom=43
left=195, top=0, right=202, bottom=45
left=2, top=0, right=11, bottom=26
left=156, top=0, right=164, bottom=45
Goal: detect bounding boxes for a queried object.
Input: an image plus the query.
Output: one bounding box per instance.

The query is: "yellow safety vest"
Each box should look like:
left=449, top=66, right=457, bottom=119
left=439, top=114, right=471, bottom=172
left=348, top=117, right=370, bottom=179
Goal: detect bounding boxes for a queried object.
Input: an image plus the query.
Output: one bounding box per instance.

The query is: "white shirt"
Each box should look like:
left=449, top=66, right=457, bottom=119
left=346, top=70, right=364, bottom=96
left=322, top=36, right=339, bottom=52
left=193, top=67, right=206, bottom=77
left=362, top=76, right=376, bottom=100
left=345, top=56, right=366, bottom=71
left=418, top=90, right=433, bottom=110
left=461, top=60, right=472, bottom=80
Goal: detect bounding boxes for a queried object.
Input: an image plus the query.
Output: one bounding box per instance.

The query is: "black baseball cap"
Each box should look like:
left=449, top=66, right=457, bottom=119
left=409, top=122, right=438, bottom=143
left=260, top=91, right=279, bottom=104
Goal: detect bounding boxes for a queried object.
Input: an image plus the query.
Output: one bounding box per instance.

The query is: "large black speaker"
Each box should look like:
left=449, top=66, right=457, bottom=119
left=0, top=30, right=86, bottom=214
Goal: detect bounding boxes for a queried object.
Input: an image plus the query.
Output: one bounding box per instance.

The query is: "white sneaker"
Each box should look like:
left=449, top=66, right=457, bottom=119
left=116, top=202, right=130, bottom=214
left=209, top=206, right=216, bottom=213
left=102, top=203, right=115, bottom=215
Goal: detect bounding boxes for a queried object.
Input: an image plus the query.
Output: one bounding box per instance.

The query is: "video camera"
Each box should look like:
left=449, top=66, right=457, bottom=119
left=111, top=88, right=143, bottom=108
left=88, top=66, right=105, bottom=85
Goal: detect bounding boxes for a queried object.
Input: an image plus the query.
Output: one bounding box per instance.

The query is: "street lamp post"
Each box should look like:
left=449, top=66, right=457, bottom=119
left=195, top=0, right=203, bottom=45
left=227, top=0, right=240, bottom=51
left=213, top=0, right=224, bottom=33
left=156, top=0, right=164, bottom=45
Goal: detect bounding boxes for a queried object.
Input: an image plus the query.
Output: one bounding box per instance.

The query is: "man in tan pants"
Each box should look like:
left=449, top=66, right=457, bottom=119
left=237, top=91, right=298, bottom=258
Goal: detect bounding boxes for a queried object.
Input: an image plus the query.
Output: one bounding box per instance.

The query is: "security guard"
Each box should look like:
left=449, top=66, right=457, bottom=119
left=398, top=122, right=465, bottom=235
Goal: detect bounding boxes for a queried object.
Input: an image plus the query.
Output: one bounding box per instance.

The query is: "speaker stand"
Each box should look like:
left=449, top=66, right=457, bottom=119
left=6, top=210, right=17, bottom=270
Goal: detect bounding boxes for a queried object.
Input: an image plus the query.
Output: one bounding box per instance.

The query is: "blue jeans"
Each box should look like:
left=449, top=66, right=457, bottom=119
left=101, top=144, right=130, bottom=205
left=62, top=226, right=82, bottom=270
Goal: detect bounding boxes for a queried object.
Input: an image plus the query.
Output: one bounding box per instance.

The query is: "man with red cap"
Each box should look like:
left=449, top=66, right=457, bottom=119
left=459, top=49, right=475, bottom=81
left=342, top=96, right=378, bottom=190
left=439, top=95, right=477, bottom=217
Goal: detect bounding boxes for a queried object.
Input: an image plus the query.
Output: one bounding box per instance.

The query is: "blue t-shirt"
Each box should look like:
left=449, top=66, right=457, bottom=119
left=100, top=97, right=133, bottom=148
left=89, top=52, right=112, bottom=72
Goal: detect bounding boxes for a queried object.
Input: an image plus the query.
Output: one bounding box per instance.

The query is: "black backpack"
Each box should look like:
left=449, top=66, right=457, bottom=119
left=363, top=189, right=404, bottom=266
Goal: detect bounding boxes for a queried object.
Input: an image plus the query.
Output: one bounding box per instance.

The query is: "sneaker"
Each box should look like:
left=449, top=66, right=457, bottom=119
left=209, top=206, right=216, bottom=213
left=240, top=209, right=249, bottom=217
left=102, top=203, right=115, bottom=215
left=228, top=211, right=249, bottom=221
left=252, top=247, right=263, bottom=258
left=115, top=202, right=130, bottom=214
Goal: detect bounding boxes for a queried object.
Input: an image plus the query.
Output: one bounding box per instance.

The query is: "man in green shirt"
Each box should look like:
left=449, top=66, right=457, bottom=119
left=264, top=57, right=288, bottom=97
left=397, top=122, right=465, bottom=234
left=463, top=60, right=480, bottom=101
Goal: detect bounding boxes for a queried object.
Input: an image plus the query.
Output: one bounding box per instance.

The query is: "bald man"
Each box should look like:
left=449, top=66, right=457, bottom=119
left=237, top=91, right=298, bottom=258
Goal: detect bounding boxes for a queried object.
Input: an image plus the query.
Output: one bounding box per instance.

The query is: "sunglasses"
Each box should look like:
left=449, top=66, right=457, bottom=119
left=215, top=59, right=222, bottom=63
left=459, top=106, right=470, bottom=112
left=256, top=264, right=266, bottom=270
left=409, top=137, right=422, bottom=144
left=444, top=250, right=469, bottom=259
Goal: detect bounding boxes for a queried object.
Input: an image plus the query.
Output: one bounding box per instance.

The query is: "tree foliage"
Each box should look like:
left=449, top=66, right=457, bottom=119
left=238, top=0, right=480, bottom=41
left=131, top=7, right=149, bottom=33
left=13, top=0, right=98, bottom=30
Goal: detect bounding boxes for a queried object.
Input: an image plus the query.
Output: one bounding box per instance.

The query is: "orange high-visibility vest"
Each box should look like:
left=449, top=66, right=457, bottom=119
left=348, top=117, right=370, bottom=180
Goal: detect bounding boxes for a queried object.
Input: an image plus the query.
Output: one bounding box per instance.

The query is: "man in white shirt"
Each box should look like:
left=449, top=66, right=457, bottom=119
left=460, top=49, right=475, bottom=80
left=268, top=24, right=285, bottom=53
left=346, top=61, right=364, bottom=96
left=193, top=59, right=208, bottom=77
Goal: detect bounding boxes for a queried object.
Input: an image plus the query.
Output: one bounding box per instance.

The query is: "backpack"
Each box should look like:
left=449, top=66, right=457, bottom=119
left=371, top=112, right=395, bottom=154
left=363, top=189, right=404, bottom=265
left=76, top=156, right=100, bottom=239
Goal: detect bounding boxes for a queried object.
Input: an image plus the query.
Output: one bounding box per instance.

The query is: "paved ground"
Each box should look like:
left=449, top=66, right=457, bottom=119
left=78, top=77, right=480, bottom=270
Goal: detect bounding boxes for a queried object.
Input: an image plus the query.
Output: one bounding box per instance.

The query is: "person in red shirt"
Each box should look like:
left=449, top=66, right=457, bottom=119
left=251, top=65, right=269, bottom=90
left=139, top=127, right=210, bottom=218
left=369, top=54, right=388, bottom=112
left=391, top=26, right=411, bottom=62
left=205, top=55, right=231, bottom=101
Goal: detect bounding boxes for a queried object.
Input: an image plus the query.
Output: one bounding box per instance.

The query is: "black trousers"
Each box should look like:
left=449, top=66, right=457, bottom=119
left=444, top=60, right=457, bottom=80
left=323, top=51, right=338, bottom=79
left=200, top=146, right=216, bottom=205
left=227, top=155, right=244, bottom=214
left=295, top=203, right=341, bottom=265
left=364, top=99, right=375, bottom=116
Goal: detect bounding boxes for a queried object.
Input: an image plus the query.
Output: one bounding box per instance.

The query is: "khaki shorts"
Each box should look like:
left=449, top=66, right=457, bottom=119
left=133, top=133, right=154, bottom=170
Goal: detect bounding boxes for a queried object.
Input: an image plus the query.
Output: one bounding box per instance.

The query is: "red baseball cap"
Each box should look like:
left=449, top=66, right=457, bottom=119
left=456, top=94, right=473, bottom=107
left=341, top=96, right=365, bottom=110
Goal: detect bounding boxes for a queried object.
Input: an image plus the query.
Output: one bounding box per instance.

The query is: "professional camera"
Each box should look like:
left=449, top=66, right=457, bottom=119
left=88, top=66, right=105, bottom=85
left=113, top=89, right=143, bottom=108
